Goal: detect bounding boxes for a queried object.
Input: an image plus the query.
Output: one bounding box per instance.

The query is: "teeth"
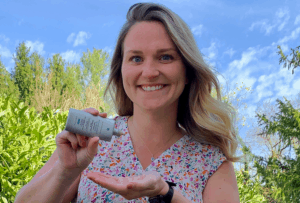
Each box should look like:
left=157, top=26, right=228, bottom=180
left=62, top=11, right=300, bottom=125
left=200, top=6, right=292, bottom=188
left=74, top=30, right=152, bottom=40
left=142, top=85, right=164, bottom=91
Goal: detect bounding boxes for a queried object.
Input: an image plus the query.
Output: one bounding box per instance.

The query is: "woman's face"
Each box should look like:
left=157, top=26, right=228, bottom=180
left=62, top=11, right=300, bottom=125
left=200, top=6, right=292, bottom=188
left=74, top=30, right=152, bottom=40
left=121, top=21, right=188, bottom=112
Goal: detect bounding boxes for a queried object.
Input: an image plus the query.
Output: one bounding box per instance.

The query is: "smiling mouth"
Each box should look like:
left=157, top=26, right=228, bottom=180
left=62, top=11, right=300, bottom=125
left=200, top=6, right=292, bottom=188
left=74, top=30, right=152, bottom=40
left=138, top=85, right=168, bottom=92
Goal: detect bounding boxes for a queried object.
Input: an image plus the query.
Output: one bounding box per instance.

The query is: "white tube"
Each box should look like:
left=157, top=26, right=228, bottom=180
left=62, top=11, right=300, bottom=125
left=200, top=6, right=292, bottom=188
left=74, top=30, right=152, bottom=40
left=65, top=108, right=123, bottom=141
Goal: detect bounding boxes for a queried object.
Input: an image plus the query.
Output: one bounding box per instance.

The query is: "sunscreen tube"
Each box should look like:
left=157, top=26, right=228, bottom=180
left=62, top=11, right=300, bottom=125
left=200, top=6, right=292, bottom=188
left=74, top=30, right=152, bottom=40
left=65, top=108, right=123, bottom=141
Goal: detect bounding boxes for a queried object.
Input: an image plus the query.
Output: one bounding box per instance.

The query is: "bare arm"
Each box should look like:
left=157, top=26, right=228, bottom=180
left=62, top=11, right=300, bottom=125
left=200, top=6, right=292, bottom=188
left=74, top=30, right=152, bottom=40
left=202, top=161, right=240, bottom=203
left=14, top=150, right=81, bottom=203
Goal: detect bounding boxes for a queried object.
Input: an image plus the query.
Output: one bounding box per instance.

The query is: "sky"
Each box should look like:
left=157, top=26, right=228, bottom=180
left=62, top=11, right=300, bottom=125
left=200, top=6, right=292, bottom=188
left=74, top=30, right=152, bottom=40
left=1, top=0, right=300, bottom=171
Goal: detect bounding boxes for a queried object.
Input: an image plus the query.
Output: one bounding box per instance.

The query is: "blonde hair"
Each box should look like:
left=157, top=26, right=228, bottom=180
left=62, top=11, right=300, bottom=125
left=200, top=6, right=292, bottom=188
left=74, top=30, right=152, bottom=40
left=104, top=2, right=242, bottom=162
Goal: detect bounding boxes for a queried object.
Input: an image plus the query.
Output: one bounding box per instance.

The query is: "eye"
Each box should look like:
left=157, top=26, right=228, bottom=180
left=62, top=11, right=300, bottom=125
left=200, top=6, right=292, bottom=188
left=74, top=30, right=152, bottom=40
left=129, top=54, right=174, bottom=63
left=160, top=54, right=173, bottom=61
left=130, top=56, right=142, bottom=63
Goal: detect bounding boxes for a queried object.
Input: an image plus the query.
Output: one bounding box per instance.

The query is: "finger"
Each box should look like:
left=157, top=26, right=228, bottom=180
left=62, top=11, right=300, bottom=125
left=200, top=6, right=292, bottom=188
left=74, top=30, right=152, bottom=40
left=57, top=130, right=80, bottom=150
left=76, top=134, right=86, bottom=147
left=98, top=112, right=107, bottom=117
left=83, top=107, right=107, bottom=119
left=82, top=107, right=99, bottom=116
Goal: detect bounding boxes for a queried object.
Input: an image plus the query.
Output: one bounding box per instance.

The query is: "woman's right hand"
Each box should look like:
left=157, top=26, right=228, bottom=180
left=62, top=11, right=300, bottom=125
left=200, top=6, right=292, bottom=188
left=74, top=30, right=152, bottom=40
left=55, top=108, right=107, bottom=173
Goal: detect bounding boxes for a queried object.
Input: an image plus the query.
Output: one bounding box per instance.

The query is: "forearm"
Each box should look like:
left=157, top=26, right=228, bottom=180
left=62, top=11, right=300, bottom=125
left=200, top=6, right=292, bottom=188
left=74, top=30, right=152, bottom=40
left=171, top=188, right=193, bottom=203
left=14, top=161, right=80, bottom=203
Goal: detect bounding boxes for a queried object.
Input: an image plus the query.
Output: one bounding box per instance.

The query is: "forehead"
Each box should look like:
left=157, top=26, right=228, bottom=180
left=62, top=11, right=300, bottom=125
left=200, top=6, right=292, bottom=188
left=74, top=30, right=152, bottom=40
left=123, top=21, right=176, bottom=53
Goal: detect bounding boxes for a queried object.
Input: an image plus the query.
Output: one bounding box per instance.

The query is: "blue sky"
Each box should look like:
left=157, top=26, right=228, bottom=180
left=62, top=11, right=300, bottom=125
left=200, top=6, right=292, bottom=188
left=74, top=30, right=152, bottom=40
left=1, top=0, right=300, bottom=170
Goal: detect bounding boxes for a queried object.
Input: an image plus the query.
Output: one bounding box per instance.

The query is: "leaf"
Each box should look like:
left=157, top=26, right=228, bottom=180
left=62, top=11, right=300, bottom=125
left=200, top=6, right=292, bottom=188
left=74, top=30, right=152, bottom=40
left=17, top=151, right=29, bottom=163
left=0, top=152, right=13, bottom=166
left=1, top=197, right=8, bottom=203
left=19, top=106, right=28, bottom=119
left=0, top=110, right=7, bottom=118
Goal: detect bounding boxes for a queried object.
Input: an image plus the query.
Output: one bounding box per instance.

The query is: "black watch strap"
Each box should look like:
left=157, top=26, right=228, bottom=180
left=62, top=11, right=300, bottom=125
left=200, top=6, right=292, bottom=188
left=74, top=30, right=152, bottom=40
left=149, top=181, right=177, bottom=203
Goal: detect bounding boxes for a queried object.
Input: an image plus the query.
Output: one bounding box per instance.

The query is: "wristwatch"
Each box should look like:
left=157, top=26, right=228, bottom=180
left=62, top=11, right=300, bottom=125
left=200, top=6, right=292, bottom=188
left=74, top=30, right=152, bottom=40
left=148, top=181, right=177, bottom=203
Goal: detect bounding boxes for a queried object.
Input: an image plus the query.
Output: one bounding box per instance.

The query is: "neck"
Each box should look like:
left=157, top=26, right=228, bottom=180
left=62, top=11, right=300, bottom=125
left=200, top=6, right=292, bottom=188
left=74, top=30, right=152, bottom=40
left=128, top=105, right=185, bottom=150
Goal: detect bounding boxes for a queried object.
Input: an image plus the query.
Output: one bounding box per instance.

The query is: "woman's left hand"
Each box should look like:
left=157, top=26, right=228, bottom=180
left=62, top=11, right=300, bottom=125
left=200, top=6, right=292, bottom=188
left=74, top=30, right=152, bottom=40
left=87, top=171, right=169, bottom=200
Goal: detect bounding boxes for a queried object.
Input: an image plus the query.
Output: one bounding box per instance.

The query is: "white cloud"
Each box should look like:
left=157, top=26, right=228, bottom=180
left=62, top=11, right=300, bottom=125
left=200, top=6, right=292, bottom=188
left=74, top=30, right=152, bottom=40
left=228, top=47, right=257, bottom=70
left=191, top=24, right=203, bottom=37
left=224, top=48, right=236, bottom=58
left=67, top=33, right=75, bottom=43
left=25, top=40, right=45, bottom=55
left=293, top=78, right=300, bottom=90
left=249, top=20, right=275, bottom=35
left=74, top=31, right=91, bottom=47
left=244, top=104, right=257, bottom=119
left=61, top=50, right=81, bottom=63
left=255, top=74, right=275, bottom=102
left=235, top=69, right=256, bottom=90
left=0, top=45, right=12, bottom=58
left=202, top=42, right=217, bottom=60
left=273, top=67, right=297, bottom=97
left=295, top=15, right=300, bottom=25
left=276, top=8, right=290, bottom=31
left=201, top=42, right=218, bottom=67
left=249, top=8, right=290, bottom=35
left=67, top=31, right=91, bottom=47
left=278, top=27, right=300, bottom=44
left=0, top=35, right=9, bottom=43
left=253, top=63, right=297, bottom=103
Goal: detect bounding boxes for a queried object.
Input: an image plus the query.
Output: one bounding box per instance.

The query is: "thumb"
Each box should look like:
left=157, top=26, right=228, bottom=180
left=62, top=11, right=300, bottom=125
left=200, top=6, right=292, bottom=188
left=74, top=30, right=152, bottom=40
left=88, top=137, right=99, bottom=157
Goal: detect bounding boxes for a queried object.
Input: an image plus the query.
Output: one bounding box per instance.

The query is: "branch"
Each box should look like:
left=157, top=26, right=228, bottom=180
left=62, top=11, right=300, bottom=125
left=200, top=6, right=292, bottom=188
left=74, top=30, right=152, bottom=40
left=279, top=143, right=291, bottom=155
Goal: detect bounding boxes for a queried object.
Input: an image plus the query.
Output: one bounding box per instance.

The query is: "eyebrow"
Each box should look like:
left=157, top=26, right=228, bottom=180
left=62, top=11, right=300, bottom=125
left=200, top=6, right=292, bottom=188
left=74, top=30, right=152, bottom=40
left=126, top=48, right=177, bottom=54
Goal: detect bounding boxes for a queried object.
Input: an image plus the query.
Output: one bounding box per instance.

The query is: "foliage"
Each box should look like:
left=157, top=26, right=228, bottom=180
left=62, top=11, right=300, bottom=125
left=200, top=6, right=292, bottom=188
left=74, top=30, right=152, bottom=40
left=252, top=97, right=300, bottom=202
left=11, top=42, right=35, bottom=106
left=0, top=58, right=20, bottom=102
left=236, top=169, right=267, bottom=203
left=0, top=95, right=65, bottom=203
left=81, top=48, right=110, bottom=89
left=277, top=45, right=300, bottom=75
left=0, top=43, right=116, bottom=117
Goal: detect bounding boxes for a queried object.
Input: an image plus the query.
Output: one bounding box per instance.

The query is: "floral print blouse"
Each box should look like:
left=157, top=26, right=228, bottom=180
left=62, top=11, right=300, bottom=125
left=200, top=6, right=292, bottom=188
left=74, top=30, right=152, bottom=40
left=74, top=116, right=227, bottom=203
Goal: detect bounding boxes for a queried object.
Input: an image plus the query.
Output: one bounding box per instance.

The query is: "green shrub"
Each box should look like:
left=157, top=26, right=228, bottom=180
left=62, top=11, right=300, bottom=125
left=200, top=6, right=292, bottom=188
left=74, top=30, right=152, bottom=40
left=0, top=95, right=67, bottom=203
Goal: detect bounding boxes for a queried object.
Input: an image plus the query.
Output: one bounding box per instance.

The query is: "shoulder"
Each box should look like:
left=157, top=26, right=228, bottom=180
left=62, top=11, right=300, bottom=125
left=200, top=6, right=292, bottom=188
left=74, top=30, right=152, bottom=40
left=202, top=161, right=240, bottom=203
left=186, top=137, right=227, bottom=168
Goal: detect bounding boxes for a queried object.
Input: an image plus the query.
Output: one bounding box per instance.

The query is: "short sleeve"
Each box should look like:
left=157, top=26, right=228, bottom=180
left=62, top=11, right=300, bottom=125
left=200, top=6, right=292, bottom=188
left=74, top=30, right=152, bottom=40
left=207, top=145, right=227, bottom=179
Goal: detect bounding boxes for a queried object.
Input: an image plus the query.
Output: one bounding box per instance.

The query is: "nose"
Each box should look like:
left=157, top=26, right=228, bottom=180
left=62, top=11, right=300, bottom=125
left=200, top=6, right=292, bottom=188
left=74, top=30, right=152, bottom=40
left=141, top=60, right=160, bottom=79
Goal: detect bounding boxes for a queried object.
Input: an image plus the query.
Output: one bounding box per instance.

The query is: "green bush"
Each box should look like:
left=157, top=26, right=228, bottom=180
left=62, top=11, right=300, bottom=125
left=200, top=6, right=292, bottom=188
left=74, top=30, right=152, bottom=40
left=236, top=169, right=268, bottom=202
left=0, top=94, right=67, bottom=203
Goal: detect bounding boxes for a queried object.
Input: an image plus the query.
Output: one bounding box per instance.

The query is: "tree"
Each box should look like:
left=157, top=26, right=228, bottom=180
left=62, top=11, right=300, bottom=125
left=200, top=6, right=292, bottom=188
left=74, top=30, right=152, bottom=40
left=277, top=45, right=300, bottom=75
left=11, top=42, right=35, bottom=105
left=46, top=53, right=66, bottom=109
left=30, top=52, right=45, bottom=93
left=0, top=57, right=20, bottom=101
left=251, top=97, right=300, bottom=202
left=80, top=48, right=114, bottom=114
left=81, top=48, right=110, bottom=89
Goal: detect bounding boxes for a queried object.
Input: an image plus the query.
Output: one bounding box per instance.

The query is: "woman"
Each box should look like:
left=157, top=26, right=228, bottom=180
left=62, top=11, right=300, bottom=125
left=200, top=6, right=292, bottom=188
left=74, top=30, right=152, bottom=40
left=15, top=2, right=241, bottom=203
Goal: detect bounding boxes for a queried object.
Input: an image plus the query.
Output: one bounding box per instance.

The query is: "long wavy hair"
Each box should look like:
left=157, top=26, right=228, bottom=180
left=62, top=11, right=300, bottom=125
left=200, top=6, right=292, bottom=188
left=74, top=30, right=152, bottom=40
left=103, top=2, right=242, bottom=162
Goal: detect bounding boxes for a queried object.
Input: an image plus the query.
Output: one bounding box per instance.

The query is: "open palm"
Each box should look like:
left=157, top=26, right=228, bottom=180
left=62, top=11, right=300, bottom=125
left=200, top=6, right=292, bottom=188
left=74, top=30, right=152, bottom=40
left=87, top=171, right=167, bottom=200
